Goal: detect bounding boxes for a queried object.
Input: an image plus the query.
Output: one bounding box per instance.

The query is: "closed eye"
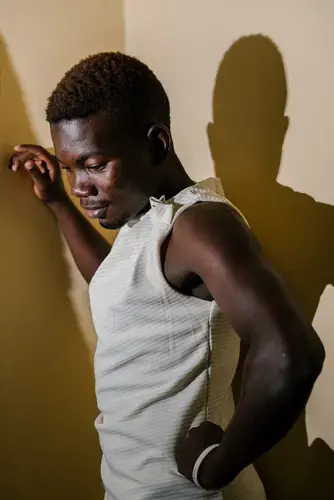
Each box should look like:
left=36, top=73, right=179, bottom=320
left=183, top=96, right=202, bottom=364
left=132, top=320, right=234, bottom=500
left=87, top=163, right=107, bottom=172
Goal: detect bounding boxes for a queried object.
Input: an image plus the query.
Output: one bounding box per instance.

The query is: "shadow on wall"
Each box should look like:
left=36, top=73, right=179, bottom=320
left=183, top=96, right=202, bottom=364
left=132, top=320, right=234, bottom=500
left=208, top=34, right=334, bottom=500
left=0, top=36, right=103, bottom=500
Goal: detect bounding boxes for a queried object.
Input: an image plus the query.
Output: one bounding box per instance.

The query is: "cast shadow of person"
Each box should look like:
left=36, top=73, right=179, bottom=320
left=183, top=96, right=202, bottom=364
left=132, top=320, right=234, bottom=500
left=208, top=34, right=334, bottom=500
left=0, top=36, right=103, bottom=499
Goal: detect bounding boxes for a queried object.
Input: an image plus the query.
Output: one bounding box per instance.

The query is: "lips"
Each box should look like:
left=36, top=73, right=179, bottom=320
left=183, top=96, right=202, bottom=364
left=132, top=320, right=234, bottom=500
left=82, top=204, right=109, bottom=219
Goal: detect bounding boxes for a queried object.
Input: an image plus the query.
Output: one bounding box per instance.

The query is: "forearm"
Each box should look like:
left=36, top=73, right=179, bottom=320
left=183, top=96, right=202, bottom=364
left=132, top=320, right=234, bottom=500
left=49, top=196, right=111, bottom=283
left=210, top=345, right=319, bottom=488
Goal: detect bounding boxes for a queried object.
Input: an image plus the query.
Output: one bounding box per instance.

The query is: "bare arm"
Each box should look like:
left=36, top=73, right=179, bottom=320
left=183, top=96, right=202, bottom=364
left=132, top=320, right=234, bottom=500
left=48, top=197, right=110, bottom=282
left=174, top=202, right=324, bottom=489
left=10, top=145, right=110, bottom=282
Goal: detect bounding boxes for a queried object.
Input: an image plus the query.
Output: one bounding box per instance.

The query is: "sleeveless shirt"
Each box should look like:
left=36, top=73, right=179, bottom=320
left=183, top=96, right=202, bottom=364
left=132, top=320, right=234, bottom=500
left=89, top=178, right=266, bottom=500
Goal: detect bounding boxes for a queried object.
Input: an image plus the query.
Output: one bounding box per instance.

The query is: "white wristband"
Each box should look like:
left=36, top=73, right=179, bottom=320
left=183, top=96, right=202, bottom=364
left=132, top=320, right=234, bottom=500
left=192, top=443, right=220, bottom=488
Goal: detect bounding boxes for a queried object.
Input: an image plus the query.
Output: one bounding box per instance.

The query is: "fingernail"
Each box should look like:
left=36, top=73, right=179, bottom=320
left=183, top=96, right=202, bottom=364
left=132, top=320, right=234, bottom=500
left=14, top=145, right=22, bottom=151
left=36, top=160, right=44, bottom=172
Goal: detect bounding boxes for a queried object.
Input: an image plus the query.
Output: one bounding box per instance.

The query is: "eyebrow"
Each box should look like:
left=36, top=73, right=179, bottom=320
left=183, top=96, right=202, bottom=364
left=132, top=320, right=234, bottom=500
left=55, top=151, right=105, bottom=168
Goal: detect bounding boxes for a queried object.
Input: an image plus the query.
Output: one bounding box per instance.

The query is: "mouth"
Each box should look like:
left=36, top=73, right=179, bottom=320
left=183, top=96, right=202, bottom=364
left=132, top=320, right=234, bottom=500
left=81, top=204, right=109, bottom=219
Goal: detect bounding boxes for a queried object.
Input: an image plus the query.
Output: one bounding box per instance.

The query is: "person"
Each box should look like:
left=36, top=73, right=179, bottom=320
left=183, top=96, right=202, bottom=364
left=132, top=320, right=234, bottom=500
left=10, top=52, right=324, bottom=500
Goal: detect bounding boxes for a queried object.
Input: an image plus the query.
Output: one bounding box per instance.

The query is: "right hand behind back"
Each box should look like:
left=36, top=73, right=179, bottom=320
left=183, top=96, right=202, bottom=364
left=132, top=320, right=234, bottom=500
left=10, top=144, right=66, bottom=204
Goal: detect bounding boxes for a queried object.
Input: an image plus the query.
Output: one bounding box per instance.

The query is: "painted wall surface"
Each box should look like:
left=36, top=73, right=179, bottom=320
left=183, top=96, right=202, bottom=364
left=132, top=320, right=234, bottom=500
left=125, top=1, right=334, bottom=499
left=1, top=0, right=334, bottom=498
left=0, top=1, right=123, bottom=498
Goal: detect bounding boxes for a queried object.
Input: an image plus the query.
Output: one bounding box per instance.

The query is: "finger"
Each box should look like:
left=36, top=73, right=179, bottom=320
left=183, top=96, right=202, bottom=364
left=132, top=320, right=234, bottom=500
left=199, top=421, right=224, bottom=439
left=10, top=152, right=35, bottom=171
left=14, top=144, right=50, bottom=163
left=15, top=144, right=45, bottom=153
left=24, top=160, right=35, bottom=170
left=15, top=145, right=58, bottom=180
left=9, top=155, right=17, bottom=171
left=24, top=161, right=46, bottom=184
left=199, top=421, right=221, bottom=430
left=35, top=160, right=47, bottom=174
left=186, top=426, right=196, bottom=437
left=187, top=422, right=212, bottom=433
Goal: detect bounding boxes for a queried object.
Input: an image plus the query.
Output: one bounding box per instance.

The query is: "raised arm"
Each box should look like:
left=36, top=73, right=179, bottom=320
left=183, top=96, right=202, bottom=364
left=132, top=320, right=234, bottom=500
left=10, top=145, right=110, bottom=283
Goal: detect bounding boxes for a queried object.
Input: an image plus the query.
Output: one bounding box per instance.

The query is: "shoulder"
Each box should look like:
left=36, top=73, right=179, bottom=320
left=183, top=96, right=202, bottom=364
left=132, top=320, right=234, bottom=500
left=170, top=201, right=261, bottom=269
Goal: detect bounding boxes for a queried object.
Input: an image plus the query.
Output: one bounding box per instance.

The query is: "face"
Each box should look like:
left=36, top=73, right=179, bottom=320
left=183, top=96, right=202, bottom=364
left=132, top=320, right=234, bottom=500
left=51, top=113, right=162, bottom=229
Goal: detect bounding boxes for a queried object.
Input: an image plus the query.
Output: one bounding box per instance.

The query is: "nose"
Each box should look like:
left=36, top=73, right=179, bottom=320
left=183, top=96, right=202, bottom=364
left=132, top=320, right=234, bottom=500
left=71, top=171, right=98, bottom=198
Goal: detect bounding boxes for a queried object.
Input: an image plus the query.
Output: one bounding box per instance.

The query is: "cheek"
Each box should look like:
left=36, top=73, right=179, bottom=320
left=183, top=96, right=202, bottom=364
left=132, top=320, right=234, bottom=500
left=105, top=163, right=130, bottom=189
left=94, top=168, right=119, bottom=195
left=94, top=160, right=145, bottom=196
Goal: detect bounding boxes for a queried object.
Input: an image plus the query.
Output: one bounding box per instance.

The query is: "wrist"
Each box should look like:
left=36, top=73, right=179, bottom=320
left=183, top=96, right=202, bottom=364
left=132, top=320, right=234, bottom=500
left=46, top=194, right=71, bottom=213
left=196, top=445, right=222, bottom=490
left=45, top=192, right=70, bottom=210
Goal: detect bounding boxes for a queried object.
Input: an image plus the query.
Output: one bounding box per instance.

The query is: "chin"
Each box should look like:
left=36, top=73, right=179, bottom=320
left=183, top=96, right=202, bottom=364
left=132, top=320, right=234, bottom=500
left=99, top=218, right=127, bottom=230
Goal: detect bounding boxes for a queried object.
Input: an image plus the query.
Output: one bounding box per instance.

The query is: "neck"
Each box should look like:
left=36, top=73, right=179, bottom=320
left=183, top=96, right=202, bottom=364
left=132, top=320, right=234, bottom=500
left=156, top=153, right=195, bottom=201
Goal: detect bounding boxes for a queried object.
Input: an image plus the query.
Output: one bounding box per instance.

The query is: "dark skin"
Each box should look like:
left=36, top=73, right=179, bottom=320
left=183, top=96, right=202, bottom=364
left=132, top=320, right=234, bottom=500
left=10, top=111, right=325, bottom=490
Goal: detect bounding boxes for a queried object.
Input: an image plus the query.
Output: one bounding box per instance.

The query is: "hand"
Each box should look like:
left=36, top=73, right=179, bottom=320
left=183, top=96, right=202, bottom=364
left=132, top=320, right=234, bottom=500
left=176, top=421, right=224, bottom=490
left=9, top=144, right=66, bottom=204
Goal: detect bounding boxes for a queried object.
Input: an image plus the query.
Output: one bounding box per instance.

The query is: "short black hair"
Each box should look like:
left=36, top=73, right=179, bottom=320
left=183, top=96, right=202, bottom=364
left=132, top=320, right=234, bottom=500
left=46, top=52, right=170, bottom=134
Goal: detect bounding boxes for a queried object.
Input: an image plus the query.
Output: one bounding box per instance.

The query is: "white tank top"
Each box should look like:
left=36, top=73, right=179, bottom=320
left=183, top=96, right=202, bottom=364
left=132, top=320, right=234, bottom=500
left=89, top=178, right=265, bottom=500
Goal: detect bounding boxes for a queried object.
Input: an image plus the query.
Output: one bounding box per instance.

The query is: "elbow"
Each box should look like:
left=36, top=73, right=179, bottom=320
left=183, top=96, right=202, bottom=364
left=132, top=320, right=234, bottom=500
left=273, top=340, right=325, bottom=398
left=300, top=339, right=325, bottom=384
left=295, top=332, right=325, bottom=385
left=258, top=335, right=325, bottom=400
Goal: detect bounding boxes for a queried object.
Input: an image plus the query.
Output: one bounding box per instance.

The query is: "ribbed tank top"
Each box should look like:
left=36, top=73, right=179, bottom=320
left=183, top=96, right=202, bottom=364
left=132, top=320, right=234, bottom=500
left=89, top=178, right=265, bottom=500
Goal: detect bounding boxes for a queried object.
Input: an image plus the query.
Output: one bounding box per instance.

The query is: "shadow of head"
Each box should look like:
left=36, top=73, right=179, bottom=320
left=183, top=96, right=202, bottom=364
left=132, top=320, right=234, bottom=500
left=207, top=34, right=334, bottom=313
left=208, top=35, right=289, bottom=197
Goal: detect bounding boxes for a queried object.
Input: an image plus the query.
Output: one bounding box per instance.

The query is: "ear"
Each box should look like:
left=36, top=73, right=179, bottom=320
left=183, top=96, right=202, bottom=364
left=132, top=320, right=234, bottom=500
left=147, top=124, right=171, bottom=165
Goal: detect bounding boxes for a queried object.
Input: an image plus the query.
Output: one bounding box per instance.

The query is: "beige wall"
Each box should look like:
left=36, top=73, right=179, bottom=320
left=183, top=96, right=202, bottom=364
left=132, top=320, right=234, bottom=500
left=1, top=0, right=333, bottom=498
left=125, top=1, right=334, bottom=499
left=0, top=1, right=123, bottom=498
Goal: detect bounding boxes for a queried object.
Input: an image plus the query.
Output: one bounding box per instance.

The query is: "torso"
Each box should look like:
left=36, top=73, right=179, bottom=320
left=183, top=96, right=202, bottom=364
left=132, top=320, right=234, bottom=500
left=89, top=177, right=265, bottom=500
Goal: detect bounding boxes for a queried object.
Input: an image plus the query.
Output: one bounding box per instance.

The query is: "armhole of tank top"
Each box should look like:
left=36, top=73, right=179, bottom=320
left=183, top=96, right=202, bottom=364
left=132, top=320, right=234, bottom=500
left=155, top=196, right=246, bottom=300
left=88, top=234, right=118, bottom=290
left=155, top=200, right=210, bottom=305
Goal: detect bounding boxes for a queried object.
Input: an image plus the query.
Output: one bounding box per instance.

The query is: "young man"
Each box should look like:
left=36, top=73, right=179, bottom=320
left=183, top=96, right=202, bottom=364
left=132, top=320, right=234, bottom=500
left=11, top=52, right=324, bottom=500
